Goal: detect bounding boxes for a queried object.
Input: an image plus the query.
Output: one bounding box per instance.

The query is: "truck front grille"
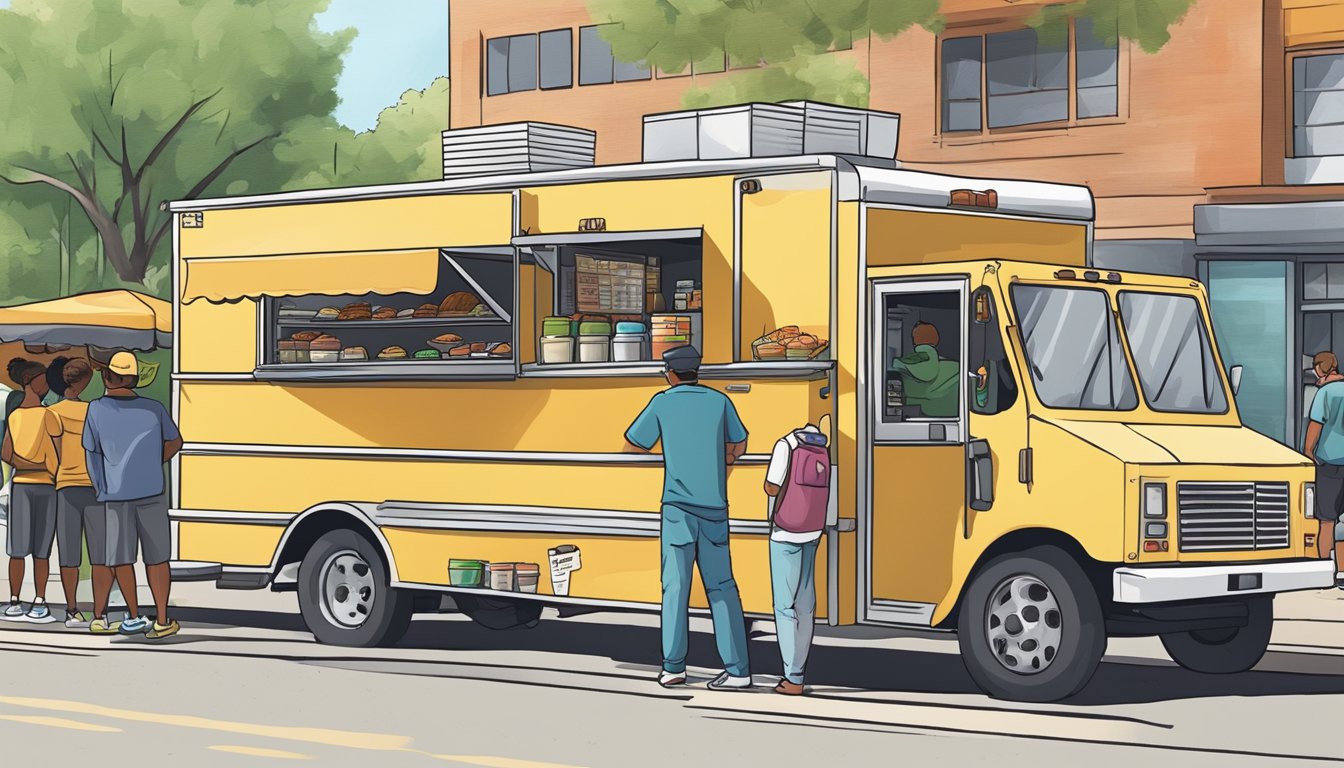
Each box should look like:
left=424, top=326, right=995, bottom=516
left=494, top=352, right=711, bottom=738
left=1176, top=481, right=1290, bottom=553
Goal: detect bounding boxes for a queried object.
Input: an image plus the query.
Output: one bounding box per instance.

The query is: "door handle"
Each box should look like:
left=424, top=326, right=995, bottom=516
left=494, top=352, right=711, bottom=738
left=725, top=384, right=751, bottom=393
left=968, top=438, right=994, bottom=512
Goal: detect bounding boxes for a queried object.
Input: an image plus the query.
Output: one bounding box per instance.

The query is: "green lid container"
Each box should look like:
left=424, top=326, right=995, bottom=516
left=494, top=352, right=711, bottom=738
left=578, top=321, right=613, bottom=336
left=448, top=559, right=486, bottom=587
left=543, top=317, right=573, bottom=337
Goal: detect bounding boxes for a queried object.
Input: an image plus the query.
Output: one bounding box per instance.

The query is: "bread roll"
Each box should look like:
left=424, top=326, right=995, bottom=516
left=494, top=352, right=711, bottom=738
left=372, top=307, right=397, bottom=320
left=764, top=326, right=801, bottom=343
left=337, top=307, right=372, bottom=321
left=432, top=333, right=462, bottom=344
left=290, top=330, right=321, bottom=342
left=377, top=345, right=408, bottom=359
left=438, top=291, right=479, bottom=315
left=489, top=343, right=512, bottom=357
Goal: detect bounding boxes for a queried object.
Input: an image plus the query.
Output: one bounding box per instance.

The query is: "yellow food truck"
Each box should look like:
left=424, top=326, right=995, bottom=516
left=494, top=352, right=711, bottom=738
left=166, top=152, right=1333, bottom=702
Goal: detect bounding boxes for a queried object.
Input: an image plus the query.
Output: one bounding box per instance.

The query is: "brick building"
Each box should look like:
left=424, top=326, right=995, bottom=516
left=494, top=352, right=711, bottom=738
left=449, top=0, right=1344, bottom=447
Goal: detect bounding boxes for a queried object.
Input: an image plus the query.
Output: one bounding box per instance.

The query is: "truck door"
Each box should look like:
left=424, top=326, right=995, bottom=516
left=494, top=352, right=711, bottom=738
left=865, top=277, right=969, bottom=625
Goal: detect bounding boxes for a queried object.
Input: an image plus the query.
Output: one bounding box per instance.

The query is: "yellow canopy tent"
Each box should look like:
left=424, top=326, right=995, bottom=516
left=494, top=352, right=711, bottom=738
left=0, top=290, right=171, bottom=351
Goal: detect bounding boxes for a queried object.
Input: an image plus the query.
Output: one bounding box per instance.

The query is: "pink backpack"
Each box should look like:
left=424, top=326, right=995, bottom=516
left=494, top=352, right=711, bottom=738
left=774, top=431, right=831, bottom=534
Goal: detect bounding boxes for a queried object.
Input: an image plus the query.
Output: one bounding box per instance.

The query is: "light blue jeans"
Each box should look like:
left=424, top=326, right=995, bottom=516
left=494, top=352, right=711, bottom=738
left=661, top=504, right=750, bottom=678
left=769, top=537, right=820, bottom=685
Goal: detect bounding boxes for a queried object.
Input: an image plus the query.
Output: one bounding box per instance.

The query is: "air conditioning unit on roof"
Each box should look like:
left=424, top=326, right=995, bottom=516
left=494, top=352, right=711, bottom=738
left=442, top=122, right=596, bottom=179
left=641, top=101, right=900, bottom=163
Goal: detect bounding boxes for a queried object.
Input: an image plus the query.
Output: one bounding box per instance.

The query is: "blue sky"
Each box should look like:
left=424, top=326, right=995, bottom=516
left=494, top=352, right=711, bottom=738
left=0, top=0, right=449, bottom=133
left=316, top=0, right=450, bottom=132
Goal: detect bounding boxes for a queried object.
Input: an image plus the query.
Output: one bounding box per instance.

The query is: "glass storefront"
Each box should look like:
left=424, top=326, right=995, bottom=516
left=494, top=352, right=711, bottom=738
left=1204, top=261, right=1292, bottom=444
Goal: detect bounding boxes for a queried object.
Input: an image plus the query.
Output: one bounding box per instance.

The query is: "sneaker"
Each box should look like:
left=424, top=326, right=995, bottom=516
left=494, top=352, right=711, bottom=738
left=2, top=600, right=25, bottom=620
left=1336, top=571, right=1344, bottom=590
left=24, top=603, right=56, bottom=624
left=146, top=620, right=179, bottom=640
left=64, top=610, right=90, bottom=629
left=118, top=615, right=151, bottom=635
left=657, top=670, right=687, bottom=688
left=89, top=617, right=121, bottom=635
left=706, top=672, right=753, bottom=691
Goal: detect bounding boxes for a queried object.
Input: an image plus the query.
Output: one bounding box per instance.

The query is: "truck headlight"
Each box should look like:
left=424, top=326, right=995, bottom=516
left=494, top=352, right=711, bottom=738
left=1143, top=483, right=1167, bottom=519
left=1305, top=482, right=1316, bottom=520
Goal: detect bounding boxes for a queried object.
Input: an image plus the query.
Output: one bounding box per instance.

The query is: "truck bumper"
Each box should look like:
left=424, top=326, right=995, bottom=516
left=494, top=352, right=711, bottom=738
left=1112, top=560, right=1334, bottom=604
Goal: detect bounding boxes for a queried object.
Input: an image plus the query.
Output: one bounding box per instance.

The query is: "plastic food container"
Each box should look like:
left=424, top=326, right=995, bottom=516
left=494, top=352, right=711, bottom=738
left=578, top=321, right=612, bottom=336
left=448, top=559, right=486, bottom=587
left=578, top=335, right=611, bottom=363
left=542, top=317, right=573, bottom=337
left=540, top=335, right=575, bottom=364
left=278, top=341, right=298, bottom=364
left=487, top=562, right=516, bottom=591
left=309, top=350, right=340, bottom=363
left=615, top=321, right=646, bottom=334
left=515, top=563, right=541, bottom=594
left=612, top=333, right=646, bottom=362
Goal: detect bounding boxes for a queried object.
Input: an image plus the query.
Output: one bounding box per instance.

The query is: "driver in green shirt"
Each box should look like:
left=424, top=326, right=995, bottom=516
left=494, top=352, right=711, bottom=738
left=890, top=322, right=960, bottom=418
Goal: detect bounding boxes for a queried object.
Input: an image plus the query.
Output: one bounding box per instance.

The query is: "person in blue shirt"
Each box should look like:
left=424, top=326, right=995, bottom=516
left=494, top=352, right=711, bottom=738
left=83, top=352, right=183, bottom=638
left=625, top=345, right=753, bottom=691
left=1304, top=350, right=1344, bottom=590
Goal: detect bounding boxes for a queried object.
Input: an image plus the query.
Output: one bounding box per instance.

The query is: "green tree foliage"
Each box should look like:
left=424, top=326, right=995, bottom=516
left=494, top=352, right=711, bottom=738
left=0, top=0, right=354, bottom=285
left=589, top=0, right=1197, bottom=107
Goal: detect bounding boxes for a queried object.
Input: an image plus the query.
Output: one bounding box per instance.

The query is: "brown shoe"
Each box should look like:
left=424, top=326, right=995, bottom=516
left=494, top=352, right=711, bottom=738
left=774, top=680, right=804, bottom=696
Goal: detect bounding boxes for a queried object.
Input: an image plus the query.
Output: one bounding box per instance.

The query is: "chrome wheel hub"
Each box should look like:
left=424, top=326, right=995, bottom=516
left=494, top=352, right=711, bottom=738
left=986, top=575, right=1063, bottom=675
left=319, top=550, right=376, bottom=629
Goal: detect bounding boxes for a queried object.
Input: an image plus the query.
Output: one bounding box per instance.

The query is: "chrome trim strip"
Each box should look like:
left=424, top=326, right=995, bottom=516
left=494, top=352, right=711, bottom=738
left=179, top=442, right=772, bottom=465
left=171, top=509, right=297, bottom=525
left=865, top=600, right=937, bottom=627
left=374, top=501, right=773, bottom=537
left=512, top=228, right=702, bottom=247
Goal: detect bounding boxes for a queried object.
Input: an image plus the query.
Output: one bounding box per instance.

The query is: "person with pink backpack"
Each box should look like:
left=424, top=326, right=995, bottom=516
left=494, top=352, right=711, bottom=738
left=764, top=420, right=833, bottom=696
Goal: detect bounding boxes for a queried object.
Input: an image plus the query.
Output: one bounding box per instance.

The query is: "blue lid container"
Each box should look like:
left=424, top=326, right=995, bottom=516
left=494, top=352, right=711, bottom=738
left=615, top=321, right=646, bottom=334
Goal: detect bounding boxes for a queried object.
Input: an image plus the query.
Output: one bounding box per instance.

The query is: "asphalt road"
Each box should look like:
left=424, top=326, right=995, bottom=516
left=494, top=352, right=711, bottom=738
left=0, top=586, right=1341, bottom=767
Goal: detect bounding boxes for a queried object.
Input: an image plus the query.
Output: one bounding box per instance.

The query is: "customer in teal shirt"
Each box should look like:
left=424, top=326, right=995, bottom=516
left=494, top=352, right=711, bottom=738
left=626, top=345, right=753, bottom=690
left=890, top=322, right=960, bottom=418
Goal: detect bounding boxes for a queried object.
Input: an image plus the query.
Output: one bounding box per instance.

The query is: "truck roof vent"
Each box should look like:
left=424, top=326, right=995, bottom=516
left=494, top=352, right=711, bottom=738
left=642, top=101, right=900, bottom=163
left=442, top=122, right=596, bottom=179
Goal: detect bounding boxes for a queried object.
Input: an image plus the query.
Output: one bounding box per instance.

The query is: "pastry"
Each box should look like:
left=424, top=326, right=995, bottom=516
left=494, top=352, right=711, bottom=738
left=469, top=342, right=488, bottom=353
left=755, top=342, right=787, bottom=359
left=290, top=330, right=321, bottom=342
left=340, top=346, right=368, bottom=361
left=438, top=291, right=479, bottom=316
left=432, top=333, right=463, bottom=344
left=413, top=348, right=441, bottom=360
left=449, top=345, right=472, bottom=357
left=413, top=303, right=439, bottom=319
left=344, top=301, right=371, bottom=311
left=489, top=343, right=512, bottom=358
left=786, top=334, right=820, bottom=350
left=377, top=345, right=408, bottom=360
left=372, top=307, right=397, bottom=320
left=337, top=306, right=372, bottom=321
left=764, top=326, right=801, bottom=343
left=310, top=334, right=341, bottom=351
left=316, top=307, right=339, bottom=320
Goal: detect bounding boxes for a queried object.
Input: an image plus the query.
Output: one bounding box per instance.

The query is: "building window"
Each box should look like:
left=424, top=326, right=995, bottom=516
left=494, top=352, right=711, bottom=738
left=1294, top=53, right=1344, bottom=157
left=940, top=20, right=1119, bottom=134
left=580, top=25, right=650, bottom=85
left=539, top=29, right=573, bottom=90
left=486, top=34, right=538, bottom=95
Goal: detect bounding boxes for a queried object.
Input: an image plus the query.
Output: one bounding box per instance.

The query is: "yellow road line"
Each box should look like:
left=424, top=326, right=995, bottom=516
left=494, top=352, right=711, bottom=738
left=0, top=715, right=122, bottom=733
left=209, top=745, right=313, bottom=760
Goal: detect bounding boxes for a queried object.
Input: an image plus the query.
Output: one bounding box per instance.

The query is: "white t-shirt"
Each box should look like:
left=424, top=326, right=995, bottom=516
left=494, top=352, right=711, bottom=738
left=766, top=425, right=825, bottom=543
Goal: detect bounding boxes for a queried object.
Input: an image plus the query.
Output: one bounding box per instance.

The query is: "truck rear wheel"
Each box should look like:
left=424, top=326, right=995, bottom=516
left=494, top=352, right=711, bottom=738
left=1160, top=596, right=1273, bottom=674
left=957, top=546, right=1106, bottom=702
left=298, top=529, right=412, bottom=648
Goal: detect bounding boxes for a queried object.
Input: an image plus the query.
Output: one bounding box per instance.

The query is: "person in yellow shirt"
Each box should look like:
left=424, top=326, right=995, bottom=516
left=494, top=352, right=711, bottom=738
left=46, top=359, right=105, bottom=629
left=0, top=358, right=58, bottom=623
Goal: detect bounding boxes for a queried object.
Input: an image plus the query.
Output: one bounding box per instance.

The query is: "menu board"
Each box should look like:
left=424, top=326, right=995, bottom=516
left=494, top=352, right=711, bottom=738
left=575, top=253, right=645, bottom=313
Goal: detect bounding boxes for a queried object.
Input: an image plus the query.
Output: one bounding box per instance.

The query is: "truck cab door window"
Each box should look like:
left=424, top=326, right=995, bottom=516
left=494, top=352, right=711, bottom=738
left=873, top=283, right=967, bottom=444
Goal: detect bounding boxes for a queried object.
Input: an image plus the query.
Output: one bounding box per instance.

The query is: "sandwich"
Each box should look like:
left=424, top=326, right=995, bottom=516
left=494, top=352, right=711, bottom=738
left=469, top=342, right=488, bottom=354
left=316, top=307, right=340, bottom=320
left=438, top=291, right=479, bottom=316
left=309, top=334, right=341, bottom=351
left=432, top=332, right=463, bottom=344
left=290, top=330, right=321, bottom=342
left=448, top=345, right=472, bottom=357
left=755, top=342, right=787, bottom=359
left=377, top=345, right=408, bottom=360
left=489, top=342, right=512, bottom=358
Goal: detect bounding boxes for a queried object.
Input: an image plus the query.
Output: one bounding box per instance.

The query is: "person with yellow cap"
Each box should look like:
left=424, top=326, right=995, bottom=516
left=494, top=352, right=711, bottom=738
left=82, top=352, right=182, bottom=639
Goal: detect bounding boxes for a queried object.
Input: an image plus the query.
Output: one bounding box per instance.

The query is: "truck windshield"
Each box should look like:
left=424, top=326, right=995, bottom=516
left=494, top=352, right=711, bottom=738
left=1118, top=292, right=1228, bottom=414
left=1012, top=285, right=1138, bottom=410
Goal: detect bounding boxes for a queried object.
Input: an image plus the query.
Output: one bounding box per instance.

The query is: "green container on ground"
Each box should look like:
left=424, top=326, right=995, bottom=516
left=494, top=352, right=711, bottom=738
left=448, top=559, right=487, bottom=587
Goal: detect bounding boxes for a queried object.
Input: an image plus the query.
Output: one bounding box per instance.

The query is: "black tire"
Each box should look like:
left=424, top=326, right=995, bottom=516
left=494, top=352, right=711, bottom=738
left=298, top=528, right=412, bottom=647
left=454, top=592, right=543, bottom=630
left=1160, top=596, right=1273, bottom=674
left=957, top=546, right=1107, bottom=702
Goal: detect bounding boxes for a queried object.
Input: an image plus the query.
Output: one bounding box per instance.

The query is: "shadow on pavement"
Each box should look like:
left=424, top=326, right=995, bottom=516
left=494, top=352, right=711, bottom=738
left=166, top=605, right=1344, bottom=706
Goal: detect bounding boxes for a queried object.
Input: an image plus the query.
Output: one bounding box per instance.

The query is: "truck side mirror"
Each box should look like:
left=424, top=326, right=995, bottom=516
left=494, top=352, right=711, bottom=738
left=968, top=438, right=994, bottom=512
left=1229, top=365, right=1244, bottom=396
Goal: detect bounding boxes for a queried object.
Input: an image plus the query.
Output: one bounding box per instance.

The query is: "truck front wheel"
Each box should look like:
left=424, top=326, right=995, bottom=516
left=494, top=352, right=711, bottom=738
left=957, top=546, right=1106, bottom=702
left=1160, top=596, right=1273, bottom=674
left=298, top=528, right=413, bottom=648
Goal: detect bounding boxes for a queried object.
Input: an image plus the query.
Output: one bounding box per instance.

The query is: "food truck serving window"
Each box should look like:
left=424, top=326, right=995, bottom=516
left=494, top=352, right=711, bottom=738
left=262, top=250, right=514, bottom=370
